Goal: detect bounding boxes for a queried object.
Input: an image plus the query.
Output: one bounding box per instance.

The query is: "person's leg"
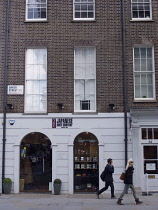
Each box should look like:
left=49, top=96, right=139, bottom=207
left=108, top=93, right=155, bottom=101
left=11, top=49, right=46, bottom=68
left=109, top=181, right=115, bottom=197
left=119, top=184, right=129, bottom=199
left=98, top=181, right=109, bottom=195
left=130, top=184, right=137, bottom=200
left=117, top=184, right=129, bottom=205
left=130, top=184, right=143, bottom=204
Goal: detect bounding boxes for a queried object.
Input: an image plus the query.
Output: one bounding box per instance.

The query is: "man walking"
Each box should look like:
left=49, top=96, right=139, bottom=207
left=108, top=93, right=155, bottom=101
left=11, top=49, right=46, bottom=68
left=97, top=158, right=116, bottom=199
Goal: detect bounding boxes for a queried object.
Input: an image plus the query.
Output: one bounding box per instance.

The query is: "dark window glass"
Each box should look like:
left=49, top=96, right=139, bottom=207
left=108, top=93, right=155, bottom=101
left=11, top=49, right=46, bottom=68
left=133, top=11, right=138, bottom=18
left=142, top=128, right=147, bottom=139
left=88, top=12, right=93, bottom=18
left=81, top=12, right=87, bottom=18
left=75, top=12, right=80, bottom=18
left=154, top=128, right=158, bottom=139
left=148, top=128, right=153, bottom=139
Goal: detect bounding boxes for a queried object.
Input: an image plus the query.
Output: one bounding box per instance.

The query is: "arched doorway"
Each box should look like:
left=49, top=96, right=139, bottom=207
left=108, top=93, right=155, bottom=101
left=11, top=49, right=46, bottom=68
left=20, top=132, right=52, bottom=192
left=74, top=132, right=99, bottom=193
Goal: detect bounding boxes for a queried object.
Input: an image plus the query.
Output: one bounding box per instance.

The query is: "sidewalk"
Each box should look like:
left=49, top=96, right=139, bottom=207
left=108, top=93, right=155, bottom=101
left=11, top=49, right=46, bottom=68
left=0, top=193, right=158, bottom=210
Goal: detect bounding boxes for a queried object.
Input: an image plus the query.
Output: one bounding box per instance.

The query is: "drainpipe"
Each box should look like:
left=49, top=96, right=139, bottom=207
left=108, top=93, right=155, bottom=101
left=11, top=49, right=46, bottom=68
left=121, top=0, right=128, bottom=167
left=2, top=0, right=10, bottom=193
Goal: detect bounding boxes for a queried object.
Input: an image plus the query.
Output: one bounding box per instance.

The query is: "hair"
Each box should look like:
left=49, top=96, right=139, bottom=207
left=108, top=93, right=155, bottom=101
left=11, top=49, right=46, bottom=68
left=126, top=158, right=134, bottom=170
left=107, top=158, right=112, bottom=164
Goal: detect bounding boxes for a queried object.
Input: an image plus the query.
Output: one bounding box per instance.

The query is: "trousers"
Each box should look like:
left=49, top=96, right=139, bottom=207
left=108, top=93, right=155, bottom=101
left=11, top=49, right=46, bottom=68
left=119, top=184, right=137, bottom=200
left=98, top=181, right=114, bottom=196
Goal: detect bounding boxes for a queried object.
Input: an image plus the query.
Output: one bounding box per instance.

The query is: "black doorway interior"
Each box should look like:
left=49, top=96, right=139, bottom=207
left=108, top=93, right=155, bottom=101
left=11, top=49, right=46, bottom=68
left=20, top=132, right=52, bottom=192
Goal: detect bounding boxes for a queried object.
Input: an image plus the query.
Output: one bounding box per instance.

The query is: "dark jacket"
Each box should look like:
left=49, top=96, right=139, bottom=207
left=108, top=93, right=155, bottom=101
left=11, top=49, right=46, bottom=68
left=104, top=164, right=114, bottom=182
left=124, top=166, right=134, bottom=184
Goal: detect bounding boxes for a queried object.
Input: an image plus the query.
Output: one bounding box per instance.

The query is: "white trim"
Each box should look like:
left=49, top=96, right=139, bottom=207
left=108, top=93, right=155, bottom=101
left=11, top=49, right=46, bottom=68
left=74, top=47, right=96, bottom=113
left=131, top=0, right=152, bottom=21
left=24, top=48, right=47, bottom=113
left=133, top=46, right=156, bottom=101
left=25, top=0, right=47, bottom=21
left=73, top=0, right=95, bottom=21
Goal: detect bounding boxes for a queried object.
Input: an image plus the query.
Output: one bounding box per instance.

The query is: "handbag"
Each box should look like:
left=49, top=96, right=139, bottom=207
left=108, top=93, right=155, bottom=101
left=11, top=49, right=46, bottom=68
left=120, top=172, right=126, bottom=180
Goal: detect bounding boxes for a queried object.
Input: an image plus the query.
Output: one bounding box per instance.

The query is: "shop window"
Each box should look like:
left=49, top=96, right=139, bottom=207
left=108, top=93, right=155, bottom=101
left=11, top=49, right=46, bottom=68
left=142, top=128, right=158, bottom=140
left=74, top=132, right=99, bottom=192
left=144, top=146, right=158, bottom=174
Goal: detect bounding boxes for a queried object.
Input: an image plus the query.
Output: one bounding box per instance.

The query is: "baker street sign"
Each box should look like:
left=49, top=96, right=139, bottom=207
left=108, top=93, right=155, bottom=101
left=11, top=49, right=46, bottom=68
left=52, top=118, right=73, bottom=128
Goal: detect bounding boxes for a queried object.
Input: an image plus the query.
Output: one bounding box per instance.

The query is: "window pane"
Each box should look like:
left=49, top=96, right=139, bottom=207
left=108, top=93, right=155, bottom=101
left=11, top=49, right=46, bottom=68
left=147, top=48, right=152, bottom=58
left=88, top=12, right=93, bottom=18
left=148, top=85, right=153, bottom=98
left=134, top=59, right=140, bottom=71
left=134, top=48, right=140, bottom=58
left=141, top=59, right=146, bottom=71
left=75, top=12, right=80, bottom=18
left=154, top=128, right=158, bottom=139
left=148, top=128, right=153, bottom=139
left=81, top=12, right=87, bottom=18
left=141, top=85, right=147, bottom=98
left=142, top=128, right=147, bottom=139
left=133, top=11, right=138, bottom=18
left=135, top=85, right=140, bottom=98
left=141, top=48, right=146, bottom=58
left=135, top=74, right=140, bottom=84
left=147, top=59, right=152, bottom=71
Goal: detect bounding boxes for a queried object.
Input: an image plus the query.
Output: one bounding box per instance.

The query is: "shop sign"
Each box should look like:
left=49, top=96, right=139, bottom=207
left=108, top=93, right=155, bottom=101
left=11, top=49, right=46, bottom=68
left=146, top=163, right=156, bottom=171
left=8, top=85, right=24, bottom=95
left=52, top=118, right=73, bottom=128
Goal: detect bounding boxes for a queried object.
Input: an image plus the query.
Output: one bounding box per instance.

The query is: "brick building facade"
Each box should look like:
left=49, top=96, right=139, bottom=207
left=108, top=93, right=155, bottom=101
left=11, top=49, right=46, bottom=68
left=0, top=0, right=158, bottom=194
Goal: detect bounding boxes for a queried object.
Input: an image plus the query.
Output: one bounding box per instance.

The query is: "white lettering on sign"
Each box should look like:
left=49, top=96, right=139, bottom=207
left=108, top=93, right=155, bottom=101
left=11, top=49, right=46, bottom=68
left=8, top=85, right=24, bottom=95
left=52, top=118, right=73, bottom=128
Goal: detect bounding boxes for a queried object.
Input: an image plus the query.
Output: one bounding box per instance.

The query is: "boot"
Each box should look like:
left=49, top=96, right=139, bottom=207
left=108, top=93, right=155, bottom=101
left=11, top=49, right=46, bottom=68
left=117, top=198, right=124, bottom=205
left=135, top=198, right=143, bottom=204
left=96, top=192, right=100, bottom=199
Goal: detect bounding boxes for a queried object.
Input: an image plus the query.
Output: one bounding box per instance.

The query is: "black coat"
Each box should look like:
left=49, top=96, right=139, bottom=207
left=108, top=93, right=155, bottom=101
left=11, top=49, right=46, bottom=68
left=124, top=166, right=134, bottom=184
left=104, top=164, right=114, bottom=182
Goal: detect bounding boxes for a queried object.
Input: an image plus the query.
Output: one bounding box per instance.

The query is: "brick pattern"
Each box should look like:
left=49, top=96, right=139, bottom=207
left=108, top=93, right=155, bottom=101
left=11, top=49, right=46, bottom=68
left=0, top=0, right=158, bottom=114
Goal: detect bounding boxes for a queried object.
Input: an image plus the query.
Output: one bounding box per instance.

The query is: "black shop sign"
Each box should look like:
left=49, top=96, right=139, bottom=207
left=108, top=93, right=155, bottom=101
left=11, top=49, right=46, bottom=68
left=52, top=118, right=73, bottom=128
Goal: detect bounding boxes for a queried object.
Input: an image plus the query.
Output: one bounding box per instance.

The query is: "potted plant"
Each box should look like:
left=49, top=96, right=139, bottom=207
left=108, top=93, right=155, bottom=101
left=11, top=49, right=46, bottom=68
left=3, top=178, right=12, bottom=194
left=53, top=178, right=62, bottom=195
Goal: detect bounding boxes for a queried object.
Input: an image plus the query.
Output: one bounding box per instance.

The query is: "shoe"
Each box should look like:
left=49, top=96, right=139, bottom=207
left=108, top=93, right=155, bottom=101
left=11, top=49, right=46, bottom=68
left=117, top=198, right=124, bottom=205
left=135, top=198, right=143, bottom=204
left=96, top=192, right=99, bottom=199
left=111, top=195, right=117, bottom=199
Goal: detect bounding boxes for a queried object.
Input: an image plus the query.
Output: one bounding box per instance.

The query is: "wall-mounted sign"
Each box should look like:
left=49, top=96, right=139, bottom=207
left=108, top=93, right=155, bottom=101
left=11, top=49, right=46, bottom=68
left=146, top=163, right=156, bottom=171
left=52, top=118, right=73, bottom=128
left=8, top=85, right=24, bottom=95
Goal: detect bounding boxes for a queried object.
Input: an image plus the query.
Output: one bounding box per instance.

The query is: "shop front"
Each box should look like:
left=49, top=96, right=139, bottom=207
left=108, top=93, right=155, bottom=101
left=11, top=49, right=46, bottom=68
left=131, top=109, right=158, bottom=192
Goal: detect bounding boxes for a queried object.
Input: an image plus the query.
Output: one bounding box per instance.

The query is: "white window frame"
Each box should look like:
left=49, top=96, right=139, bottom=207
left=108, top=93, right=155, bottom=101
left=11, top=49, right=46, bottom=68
left=133, top=46, right=155, bottom=101
left=73, top=0, right=95, bottom=21
left=141, top=127, right=158, bottom=144
left=25, top=48, right=47, bottom=113
left=74, top=47, right=96, bottom=113
left=131, top=0, right=152, bottom=21
left=26, top=0, right=47, bottom=21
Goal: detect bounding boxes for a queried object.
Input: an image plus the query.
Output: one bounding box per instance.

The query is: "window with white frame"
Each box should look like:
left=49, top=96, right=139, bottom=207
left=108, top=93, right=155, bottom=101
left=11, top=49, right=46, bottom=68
left=131, top=0, right=152, bottom=20
left=73, top=0, right=95, bottom=20
left=74, top=47, right=96, bottom=112
left=133, top=46, right=155, bottom=100
left=142, top=128, right=158, bottom=140
left=26, top=0, right=47, bottom=20
left=25, top=49, right=47, bottom=113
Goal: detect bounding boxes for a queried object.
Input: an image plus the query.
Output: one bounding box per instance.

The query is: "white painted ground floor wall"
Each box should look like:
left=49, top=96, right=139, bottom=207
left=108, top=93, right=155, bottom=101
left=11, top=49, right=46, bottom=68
left=0, top=112, right=157, bottom=194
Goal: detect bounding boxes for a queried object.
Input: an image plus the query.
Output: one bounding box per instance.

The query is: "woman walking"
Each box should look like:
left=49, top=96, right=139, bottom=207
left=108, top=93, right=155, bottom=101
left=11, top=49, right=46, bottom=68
left=117, top=158, right=143, bottom=205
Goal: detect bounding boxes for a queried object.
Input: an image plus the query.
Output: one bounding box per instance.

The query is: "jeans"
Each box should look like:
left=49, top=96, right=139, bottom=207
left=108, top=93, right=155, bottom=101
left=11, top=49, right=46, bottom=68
left=98, top=181, right=114, bottom=196
left=119, top=184, right=137, bottom=200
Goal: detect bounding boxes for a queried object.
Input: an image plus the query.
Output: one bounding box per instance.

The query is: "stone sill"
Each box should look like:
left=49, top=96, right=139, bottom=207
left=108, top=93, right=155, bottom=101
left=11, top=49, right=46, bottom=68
left=133, top=100, right=157, bottom=103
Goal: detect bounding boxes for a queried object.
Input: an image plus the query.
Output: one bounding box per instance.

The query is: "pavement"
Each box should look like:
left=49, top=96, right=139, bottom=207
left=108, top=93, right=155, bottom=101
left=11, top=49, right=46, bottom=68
left=0, top=192, right=158, bottom=210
